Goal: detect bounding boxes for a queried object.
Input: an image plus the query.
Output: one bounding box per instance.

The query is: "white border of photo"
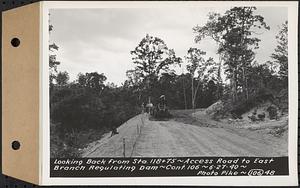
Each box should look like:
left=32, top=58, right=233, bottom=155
left=41, top=1, right=298, bottom=186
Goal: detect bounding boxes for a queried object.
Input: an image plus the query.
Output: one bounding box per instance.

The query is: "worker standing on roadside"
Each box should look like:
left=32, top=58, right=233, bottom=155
left=111, top=126, right=119, bottom=137
left=141, top=102, right=145, bottom=113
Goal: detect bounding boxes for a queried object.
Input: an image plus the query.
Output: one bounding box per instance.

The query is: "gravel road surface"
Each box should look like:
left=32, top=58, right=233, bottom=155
left=83, top=113, right=283, bottom=157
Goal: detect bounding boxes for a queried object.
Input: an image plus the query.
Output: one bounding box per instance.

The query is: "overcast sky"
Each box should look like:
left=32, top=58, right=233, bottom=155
left=50, top=7, right=287, bottom=85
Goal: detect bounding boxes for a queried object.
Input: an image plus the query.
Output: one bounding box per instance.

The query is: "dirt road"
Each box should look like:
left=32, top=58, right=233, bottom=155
left=83, top=113, right=285, bottom=157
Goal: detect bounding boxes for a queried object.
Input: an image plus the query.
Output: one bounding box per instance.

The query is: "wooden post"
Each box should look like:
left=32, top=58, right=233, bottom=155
left=123, top=138, right=126, bottom=157
left=140, top=117, right=143, bottom=134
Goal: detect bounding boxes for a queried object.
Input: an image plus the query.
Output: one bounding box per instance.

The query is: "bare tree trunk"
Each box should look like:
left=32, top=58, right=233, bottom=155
left=182, top=77, right=187, bottom=109
left=242, top=67, right=246, bottom=99
left=191, top=76, right=195, bottom=109
left=217, top=56, right=222, bottom=99
left=241, top=7, right=249, bottom=100
left=192, top=77, right=202, bottom=109
left=232, top=69, right=237, bottom=102
left=242, top=67, right=249, bottom=100
left=246, top=77, right=249, bottom=99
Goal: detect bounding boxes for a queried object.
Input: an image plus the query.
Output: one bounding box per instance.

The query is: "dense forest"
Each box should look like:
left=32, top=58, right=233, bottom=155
left=50, top=7, right=288, bottom=158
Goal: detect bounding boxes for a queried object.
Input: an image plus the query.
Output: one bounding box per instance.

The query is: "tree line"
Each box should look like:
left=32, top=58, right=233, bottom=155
left=123, top=7, right=287, bottom=115
left=50, top=7, right=288, bottom=157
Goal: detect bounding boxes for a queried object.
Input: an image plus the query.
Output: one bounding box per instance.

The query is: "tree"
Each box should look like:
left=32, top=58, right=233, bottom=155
left=178, top=73, right=189, bottom=109
left=49, top=24, right=60, bottom=88
left=130, top=34, right=181, bottom=103
left=271, top=21, right=288, bottom=82
left=51, top=90, right=106, bottom=130
left=130, top=34, right=181, bottom=85
left=185, top=48, right=218, bottom=109
left=131, top=34, right=181, bottom=78
left=85, top=72, right=107, bottom=94
left=124, top=69, right=145, bottom=103
left=77, top=73, right=87, bottom=87
left=247, top=62, right=281, bottom=92
left=56, top=71, right=69, bottom=86
left=125, top=69, right=143, bottom=87
left=185, top=48, right=205, bottom=109
left=193, top=7, right=270, bottom=102
left=76, top=72, right=107, bottom=92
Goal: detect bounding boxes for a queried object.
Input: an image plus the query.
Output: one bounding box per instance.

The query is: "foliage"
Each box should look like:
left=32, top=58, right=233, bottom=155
left=49, top=24, right=60, bottom=88
left=131, top=34, right=181, bottom=78
left=50, top=123, right=108, bottom=158
left=49, top=7, right=289, bottom=157
left=51, top=74, right=140, bottom=131
left=56, top=71, right=69, bottom=86
left=271, top=21, right=288, bottom=81
left=185, top=48, right=218, bottom=108
left=51, top=70, right=141, bottom=157
left=128, top=34, right=183, bottom=106
left=194, top=7, right=270, bottom=101
left=76, top=72, right=107, bottom=94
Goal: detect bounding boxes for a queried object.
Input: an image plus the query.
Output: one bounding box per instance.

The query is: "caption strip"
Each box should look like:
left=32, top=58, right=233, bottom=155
left=50, top=157, right=288, bottom=177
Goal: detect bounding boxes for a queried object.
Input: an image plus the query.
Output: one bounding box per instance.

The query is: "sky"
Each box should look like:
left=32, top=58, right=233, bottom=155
left=49, top=6, right=287, bottom=85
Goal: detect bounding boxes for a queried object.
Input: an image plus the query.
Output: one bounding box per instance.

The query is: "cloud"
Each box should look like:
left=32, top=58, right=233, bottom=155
left=50, top=6, right=287, bottom=85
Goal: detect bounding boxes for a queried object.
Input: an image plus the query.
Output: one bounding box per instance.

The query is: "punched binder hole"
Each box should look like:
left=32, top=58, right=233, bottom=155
left=11, top=141, right=20, bottom=150
left=11, top=38, right=20, bottom=47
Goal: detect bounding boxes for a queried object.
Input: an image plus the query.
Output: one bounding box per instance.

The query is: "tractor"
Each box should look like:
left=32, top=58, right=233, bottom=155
left=151, top=95, right=172, bottom=120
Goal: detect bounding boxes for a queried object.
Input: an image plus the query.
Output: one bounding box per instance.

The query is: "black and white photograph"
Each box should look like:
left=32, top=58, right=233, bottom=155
left=44, top=2, right=298, bottom=185
left=49, top=5, right=289, bottom=158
